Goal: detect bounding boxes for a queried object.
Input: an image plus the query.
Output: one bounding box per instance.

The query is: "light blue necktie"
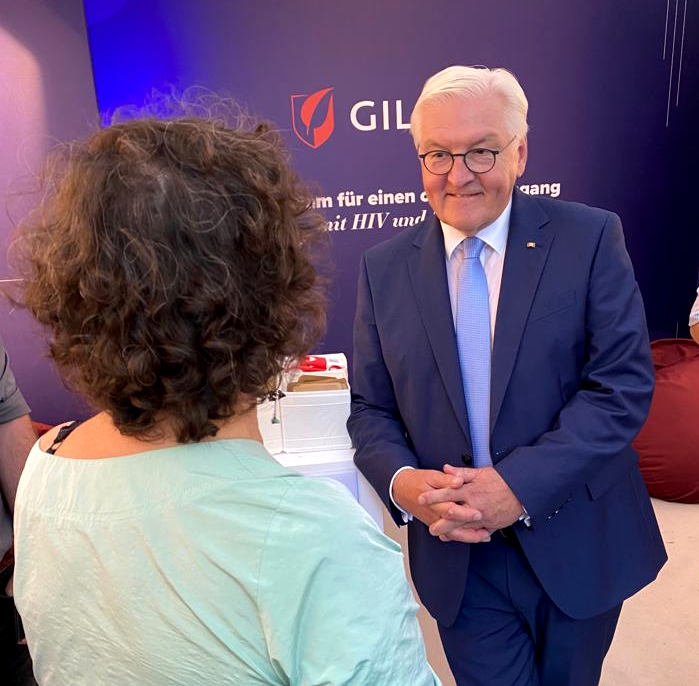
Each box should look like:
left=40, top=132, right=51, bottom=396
left=455, top=237, right=492, bottom=467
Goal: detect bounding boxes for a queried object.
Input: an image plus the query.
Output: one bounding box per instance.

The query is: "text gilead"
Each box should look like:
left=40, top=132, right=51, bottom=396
left=350, top=100, right=411, bottom=131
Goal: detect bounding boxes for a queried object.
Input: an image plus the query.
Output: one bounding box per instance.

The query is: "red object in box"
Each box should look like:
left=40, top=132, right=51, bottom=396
left=299, top=355, right=344, bottom=372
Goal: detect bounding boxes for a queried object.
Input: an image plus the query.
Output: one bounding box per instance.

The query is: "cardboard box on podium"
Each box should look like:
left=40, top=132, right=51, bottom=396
left=256, top=354, right=352, bottom=454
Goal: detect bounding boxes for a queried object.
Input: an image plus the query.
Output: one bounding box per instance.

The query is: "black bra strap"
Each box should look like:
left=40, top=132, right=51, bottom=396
left=46, top=420, right=83, bottom=455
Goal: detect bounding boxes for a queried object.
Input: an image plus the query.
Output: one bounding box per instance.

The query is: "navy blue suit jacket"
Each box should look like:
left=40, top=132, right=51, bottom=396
left=348, top=190, right=667, bottom=627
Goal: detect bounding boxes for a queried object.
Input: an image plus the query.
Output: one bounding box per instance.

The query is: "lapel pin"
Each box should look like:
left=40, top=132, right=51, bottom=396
left=526, top=242, right=537, bottom=249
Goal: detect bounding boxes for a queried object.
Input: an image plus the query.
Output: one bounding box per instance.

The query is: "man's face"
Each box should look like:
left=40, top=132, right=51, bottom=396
left=417, top=92, right=527, bottom=235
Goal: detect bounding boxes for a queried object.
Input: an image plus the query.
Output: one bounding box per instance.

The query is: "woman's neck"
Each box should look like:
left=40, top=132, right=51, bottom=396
left=207, top=406, right=264, bottom=444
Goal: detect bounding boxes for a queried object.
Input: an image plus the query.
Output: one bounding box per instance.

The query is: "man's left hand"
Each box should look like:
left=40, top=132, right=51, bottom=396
left=418, top=465, right=523, bottom=540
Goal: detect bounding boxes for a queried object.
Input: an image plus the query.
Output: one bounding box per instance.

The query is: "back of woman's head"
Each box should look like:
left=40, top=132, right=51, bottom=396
left=13, top=108, right=327, bottom=442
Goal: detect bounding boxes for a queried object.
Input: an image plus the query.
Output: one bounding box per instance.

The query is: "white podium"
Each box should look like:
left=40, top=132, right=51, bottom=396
left=273, top=448, right=384, bottom=531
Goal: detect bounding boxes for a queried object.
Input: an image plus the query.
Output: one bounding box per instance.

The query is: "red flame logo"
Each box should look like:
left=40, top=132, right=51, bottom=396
left=290, top=87, right=335, bottom=149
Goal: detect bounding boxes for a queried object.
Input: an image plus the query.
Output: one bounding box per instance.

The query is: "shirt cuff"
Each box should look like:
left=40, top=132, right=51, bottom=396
left=518, top=506, right=532, bottom=529
left=389, top=466, right=415, bottom=523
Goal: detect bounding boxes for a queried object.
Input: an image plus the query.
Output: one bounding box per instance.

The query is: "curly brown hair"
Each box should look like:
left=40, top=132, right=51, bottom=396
left=11, top=112, right=327, bottom=442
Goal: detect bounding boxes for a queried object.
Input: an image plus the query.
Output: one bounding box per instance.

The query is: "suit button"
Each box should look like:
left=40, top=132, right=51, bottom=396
left=461, top=453, right=473, bottom=466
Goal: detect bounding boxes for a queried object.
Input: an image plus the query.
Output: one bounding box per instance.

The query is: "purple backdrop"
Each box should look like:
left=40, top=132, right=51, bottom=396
left=0, top=0, right=97, bottom=423
left=1, top=0, right=698, bottom=423
left=84, top=0, right=699, bottom=346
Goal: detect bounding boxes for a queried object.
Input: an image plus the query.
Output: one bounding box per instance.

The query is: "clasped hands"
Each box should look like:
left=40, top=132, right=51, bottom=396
left=393, top=465, right=524, bottom=543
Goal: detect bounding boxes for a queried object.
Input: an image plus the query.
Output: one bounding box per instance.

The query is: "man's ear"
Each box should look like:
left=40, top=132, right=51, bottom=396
left=516, top=136, right=528, bottom=177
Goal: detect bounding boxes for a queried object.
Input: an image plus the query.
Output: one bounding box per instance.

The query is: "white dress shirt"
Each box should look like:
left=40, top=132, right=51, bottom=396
left=689, top=287, right=699, bottom=327
left=389, top=201, right=512, bottom=520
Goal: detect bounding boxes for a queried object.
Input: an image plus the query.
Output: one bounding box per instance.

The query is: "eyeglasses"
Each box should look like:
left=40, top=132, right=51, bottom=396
left=418, top=135, right=517, bottom=175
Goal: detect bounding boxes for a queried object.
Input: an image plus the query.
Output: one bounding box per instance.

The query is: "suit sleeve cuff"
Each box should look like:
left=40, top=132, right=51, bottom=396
left=389, top=466, right=415, bottom=523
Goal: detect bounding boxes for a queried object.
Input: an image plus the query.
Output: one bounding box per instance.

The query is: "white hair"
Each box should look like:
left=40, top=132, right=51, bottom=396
left=410, top=65, right=529, bottom=149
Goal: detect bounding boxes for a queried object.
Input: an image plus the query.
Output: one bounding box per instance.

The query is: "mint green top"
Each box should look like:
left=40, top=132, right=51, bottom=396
left=14, top=438, right=440, bottom=686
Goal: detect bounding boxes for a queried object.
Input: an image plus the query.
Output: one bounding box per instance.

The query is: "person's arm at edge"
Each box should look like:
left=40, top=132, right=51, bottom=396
left=0, top=344, right=37, bottom=597
left=0, top=414, right=36, bottom=515
left=689, top=288, right=699, bottom=344
left=0, top=343, right=36, bottom=515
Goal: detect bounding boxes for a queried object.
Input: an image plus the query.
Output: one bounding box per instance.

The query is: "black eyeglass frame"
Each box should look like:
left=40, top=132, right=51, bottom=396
left=418, top=134, right=518, bottom=176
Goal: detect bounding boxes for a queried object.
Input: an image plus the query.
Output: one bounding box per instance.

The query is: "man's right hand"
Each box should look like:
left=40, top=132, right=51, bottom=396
left=392, top=468, right=491, bottom=542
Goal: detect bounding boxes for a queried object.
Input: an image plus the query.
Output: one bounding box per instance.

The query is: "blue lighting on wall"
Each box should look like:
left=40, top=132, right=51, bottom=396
left=83, top=0, right=184, bottom=121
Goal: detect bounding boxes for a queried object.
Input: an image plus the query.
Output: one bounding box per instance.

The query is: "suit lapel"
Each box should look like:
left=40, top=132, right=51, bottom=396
left=407, top=215, right=471, bottom=445
left=491, top=191, right=553, bottom=431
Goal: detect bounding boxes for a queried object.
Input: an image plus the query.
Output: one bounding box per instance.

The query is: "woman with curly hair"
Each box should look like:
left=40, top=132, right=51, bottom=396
left=9, top=112, right=440, bottom=686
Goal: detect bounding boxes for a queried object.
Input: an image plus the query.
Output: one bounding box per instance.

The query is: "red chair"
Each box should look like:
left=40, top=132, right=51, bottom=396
left=634, top=339, right=699, bottom=504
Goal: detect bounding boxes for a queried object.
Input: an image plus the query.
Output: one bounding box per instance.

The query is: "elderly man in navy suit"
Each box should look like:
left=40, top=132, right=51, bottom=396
left=348, top=65, right=666, bottom=686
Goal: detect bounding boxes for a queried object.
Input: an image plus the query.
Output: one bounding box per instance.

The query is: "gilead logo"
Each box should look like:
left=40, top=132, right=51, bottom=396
left=290, top=87, right=335, bottom=149
left=291, top=88, right=412, bottom=148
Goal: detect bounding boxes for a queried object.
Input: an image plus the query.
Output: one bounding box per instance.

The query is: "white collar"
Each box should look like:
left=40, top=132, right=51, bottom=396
left=441, top=198, right=512, bottom=259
